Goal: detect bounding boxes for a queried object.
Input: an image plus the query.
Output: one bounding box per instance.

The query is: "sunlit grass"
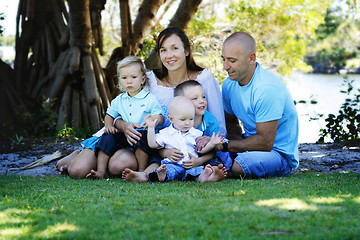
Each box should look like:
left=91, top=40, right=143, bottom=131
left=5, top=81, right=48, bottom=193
left=1, top=172, right=359, bottom=239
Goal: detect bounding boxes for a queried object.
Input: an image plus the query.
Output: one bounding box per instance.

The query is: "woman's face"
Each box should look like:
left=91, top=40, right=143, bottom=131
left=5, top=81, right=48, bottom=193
left=159, top=34, right=189, bottom=72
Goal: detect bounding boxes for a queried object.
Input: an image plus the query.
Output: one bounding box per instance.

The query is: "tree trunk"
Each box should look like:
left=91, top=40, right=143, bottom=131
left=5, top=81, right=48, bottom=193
left=7, top=0, right=202, bottom=137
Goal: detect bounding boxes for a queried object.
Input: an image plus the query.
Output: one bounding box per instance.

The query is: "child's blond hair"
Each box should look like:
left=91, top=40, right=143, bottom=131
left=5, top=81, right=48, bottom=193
left=116, top=56, right=148, bottom=91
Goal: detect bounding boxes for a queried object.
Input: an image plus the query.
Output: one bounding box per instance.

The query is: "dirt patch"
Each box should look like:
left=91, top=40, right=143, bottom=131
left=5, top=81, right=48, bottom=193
left=1, top=138, right=359, bottom=176
left=294, top=142, right=360, bottom=174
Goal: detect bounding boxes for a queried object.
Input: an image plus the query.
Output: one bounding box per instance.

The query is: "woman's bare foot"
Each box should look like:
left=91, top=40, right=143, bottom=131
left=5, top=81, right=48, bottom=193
left=122, top=168, right=149, bottom=182
left=56, top=150, right=80, bottom=171
left=206, top=164, right=227, bottom=182
left=197, top=164, right=214, bottom=182
left=59, top=165, right=69, bottom=175
left=157, top=164, right=167, bottom=182
left=86, top=169, right=105, bottom=179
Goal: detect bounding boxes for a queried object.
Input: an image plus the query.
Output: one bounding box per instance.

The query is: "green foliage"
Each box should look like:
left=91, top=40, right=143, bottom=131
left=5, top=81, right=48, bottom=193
left=137, top=37, right=156, bottom=60
left=1, top=172, right=360, bottom=239
left=225, top=0, right=330, bottom=75
left=306, top=8, right=360, bottom=73
left=57, top=125, right=93, bottom=140
left=9, top=134, right=24, bottom=147
left=187, top=4, right=228, bottom=84
left=315, top=7, right=344, bottom=40
left=319, top=79, right=360, bottom=142
left=0, top=35, right=15, bottom=46
left=57, top=125, right=75, bottom=139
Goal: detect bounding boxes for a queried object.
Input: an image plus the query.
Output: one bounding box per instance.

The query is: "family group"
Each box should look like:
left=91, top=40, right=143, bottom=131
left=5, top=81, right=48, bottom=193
left=56, top=27, right=299, bottom=183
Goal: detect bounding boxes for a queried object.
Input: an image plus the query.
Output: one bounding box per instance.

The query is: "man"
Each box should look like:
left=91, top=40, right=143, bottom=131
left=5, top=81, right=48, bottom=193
left=217, top=31, right=299, bottom=179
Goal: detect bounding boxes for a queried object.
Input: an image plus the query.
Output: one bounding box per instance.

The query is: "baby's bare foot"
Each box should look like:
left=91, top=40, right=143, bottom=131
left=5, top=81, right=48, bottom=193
left=122, top=168, right=149, bottom=182
left=86, top=169, right=104, bottom=179
left=157, top=164, right=167, bottom=182
left=207, top=164, right=227, bottom=182
left=197, top=164, right=214, bottom=182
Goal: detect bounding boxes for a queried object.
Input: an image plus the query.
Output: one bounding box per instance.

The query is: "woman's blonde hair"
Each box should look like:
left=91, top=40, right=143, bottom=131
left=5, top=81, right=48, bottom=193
left=116, top=56, right=149, bottom=91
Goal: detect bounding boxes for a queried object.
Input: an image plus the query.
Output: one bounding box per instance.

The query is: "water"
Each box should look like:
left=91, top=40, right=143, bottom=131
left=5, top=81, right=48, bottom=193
left=286, top=72, right=360, bottom=143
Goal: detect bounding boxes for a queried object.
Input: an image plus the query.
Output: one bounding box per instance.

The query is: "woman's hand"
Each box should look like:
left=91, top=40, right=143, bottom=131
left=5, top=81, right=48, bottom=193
left=195, top=135, right=211, bottom=152
left=182, top=153, right=201, bottom=169
left=122, top=122, right=142, bottom=146
left=160, top=148, right=183, bottom=163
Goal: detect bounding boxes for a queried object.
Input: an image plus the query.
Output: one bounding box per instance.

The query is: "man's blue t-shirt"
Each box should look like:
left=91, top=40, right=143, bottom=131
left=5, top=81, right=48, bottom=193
left=222, top=63, right=299, bottom=169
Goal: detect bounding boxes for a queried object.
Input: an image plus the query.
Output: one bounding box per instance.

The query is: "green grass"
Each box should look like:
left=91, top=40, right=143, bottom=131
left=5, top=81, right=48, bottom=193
left=1, top=172, right=359, bottom=239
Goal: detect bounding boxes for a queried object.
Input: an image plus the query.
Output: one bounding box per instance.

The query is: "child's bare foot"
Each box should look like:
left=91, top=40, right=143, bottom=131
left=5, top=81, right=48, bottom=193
left=122, top=168, right=149, bottom=182
left=197, top=164, right=214, bottom=182
left=206, top=164, right=227, bottom=182
left=56, top=150, right=80, bottom=171
left=86, top=169, right=105, bottom=179
left=157, top=164, right=167, bottom=182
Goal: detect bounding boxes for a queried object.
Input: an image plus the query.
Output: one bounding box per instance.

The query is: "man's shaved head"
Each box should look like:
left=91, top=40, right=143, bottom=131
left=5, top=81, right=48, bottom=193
left=224, top=31, right=256, bottom=56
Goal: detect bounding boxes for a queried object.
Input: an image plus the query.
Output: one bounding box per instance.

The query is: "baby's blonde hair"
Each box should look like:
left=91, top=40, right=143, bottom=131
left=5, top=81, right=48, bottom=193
left=116, top=56, right=148, bottom=91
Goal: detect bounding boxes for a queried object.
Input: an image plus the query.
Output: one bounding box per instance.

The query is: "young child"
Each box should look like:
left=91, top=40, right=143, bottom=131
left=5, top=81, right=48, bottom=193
left=146, top=96, right=224, bottom=182
left=174, top=80, right=233, bottom=170
left=86, top=56, right=164, bottom=179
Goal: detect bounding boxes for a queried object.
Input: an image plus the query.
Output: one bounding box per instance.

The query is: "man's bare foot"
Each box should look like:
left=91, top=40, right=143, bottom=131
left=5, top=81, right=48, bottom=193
left=157, top=164, right=167, bottom=182
left=59, top=165, right=69, bottom=175
left=86, top=169, right=105, bottom=179
left=122, top=168, right=149, bottom=182
left=197, top=164, right=214, bottom=182
left=56, top=150, right=80, bottom=171
left=206, top=164, right=227, bottom=182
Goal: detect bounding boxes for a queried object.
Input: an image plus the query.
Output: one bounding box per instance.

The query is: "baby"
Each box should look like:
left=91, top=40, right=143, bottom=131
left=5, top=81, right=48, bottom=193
left=146, top=96, right=224, bottom=182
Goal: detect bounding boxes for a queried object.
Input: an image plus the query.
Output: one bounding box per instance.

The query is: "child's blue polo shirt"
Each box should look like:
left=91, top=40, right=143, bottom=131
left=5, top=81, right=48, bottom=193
left=107, top=89, right=163, bottom=126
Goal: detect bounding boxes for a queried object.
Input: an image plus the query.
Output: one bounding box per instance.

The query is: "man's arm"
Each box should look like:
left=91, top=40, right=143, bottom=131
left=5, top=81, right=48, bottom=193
left=217, top=112, right=278, bottom=152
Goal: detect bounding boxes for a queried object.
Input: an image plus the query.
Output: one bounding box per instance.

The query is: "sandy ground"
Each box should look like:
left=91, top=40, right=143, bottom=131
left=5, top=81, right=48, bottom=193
left=0, top=139, right=359, bottom=177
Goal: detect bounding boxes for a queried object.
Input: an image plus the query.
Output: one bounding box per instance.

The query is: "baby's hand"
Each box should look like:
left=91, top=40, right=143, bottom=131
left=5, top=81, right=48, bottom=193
left=104, top=126, right=118, bottom=134
left=144, top=114, right=157, bottom=129
left=195, top=135, right=211, bottom=152
left=210, top=132, right=224, bottom=145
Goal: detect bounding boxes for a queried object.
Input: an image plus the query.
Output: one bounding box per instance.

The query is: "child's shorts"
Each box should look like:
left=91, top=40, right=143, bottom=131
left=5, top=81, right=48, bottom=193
left=95, top=130, right=152, bottom=157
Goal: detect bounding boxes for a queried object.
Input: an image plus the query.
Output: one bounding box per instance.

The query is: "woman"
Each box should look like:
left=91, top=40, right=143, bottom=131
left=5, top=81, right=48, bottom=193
left=56, top=27, right=227, bottom=180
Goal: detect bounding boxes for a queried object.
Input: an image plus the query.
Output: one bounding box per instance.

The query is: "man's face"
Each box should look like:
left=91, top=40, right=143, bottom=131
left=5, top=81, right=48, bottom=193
left=221, top=41, right=250, bottom=85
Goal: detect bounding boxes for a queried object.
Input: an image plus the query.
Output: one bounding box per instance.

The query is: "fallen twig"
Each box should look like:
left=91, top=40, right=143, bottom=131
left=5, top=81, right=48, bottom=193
left=5, top=150, right=63, bottom=175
